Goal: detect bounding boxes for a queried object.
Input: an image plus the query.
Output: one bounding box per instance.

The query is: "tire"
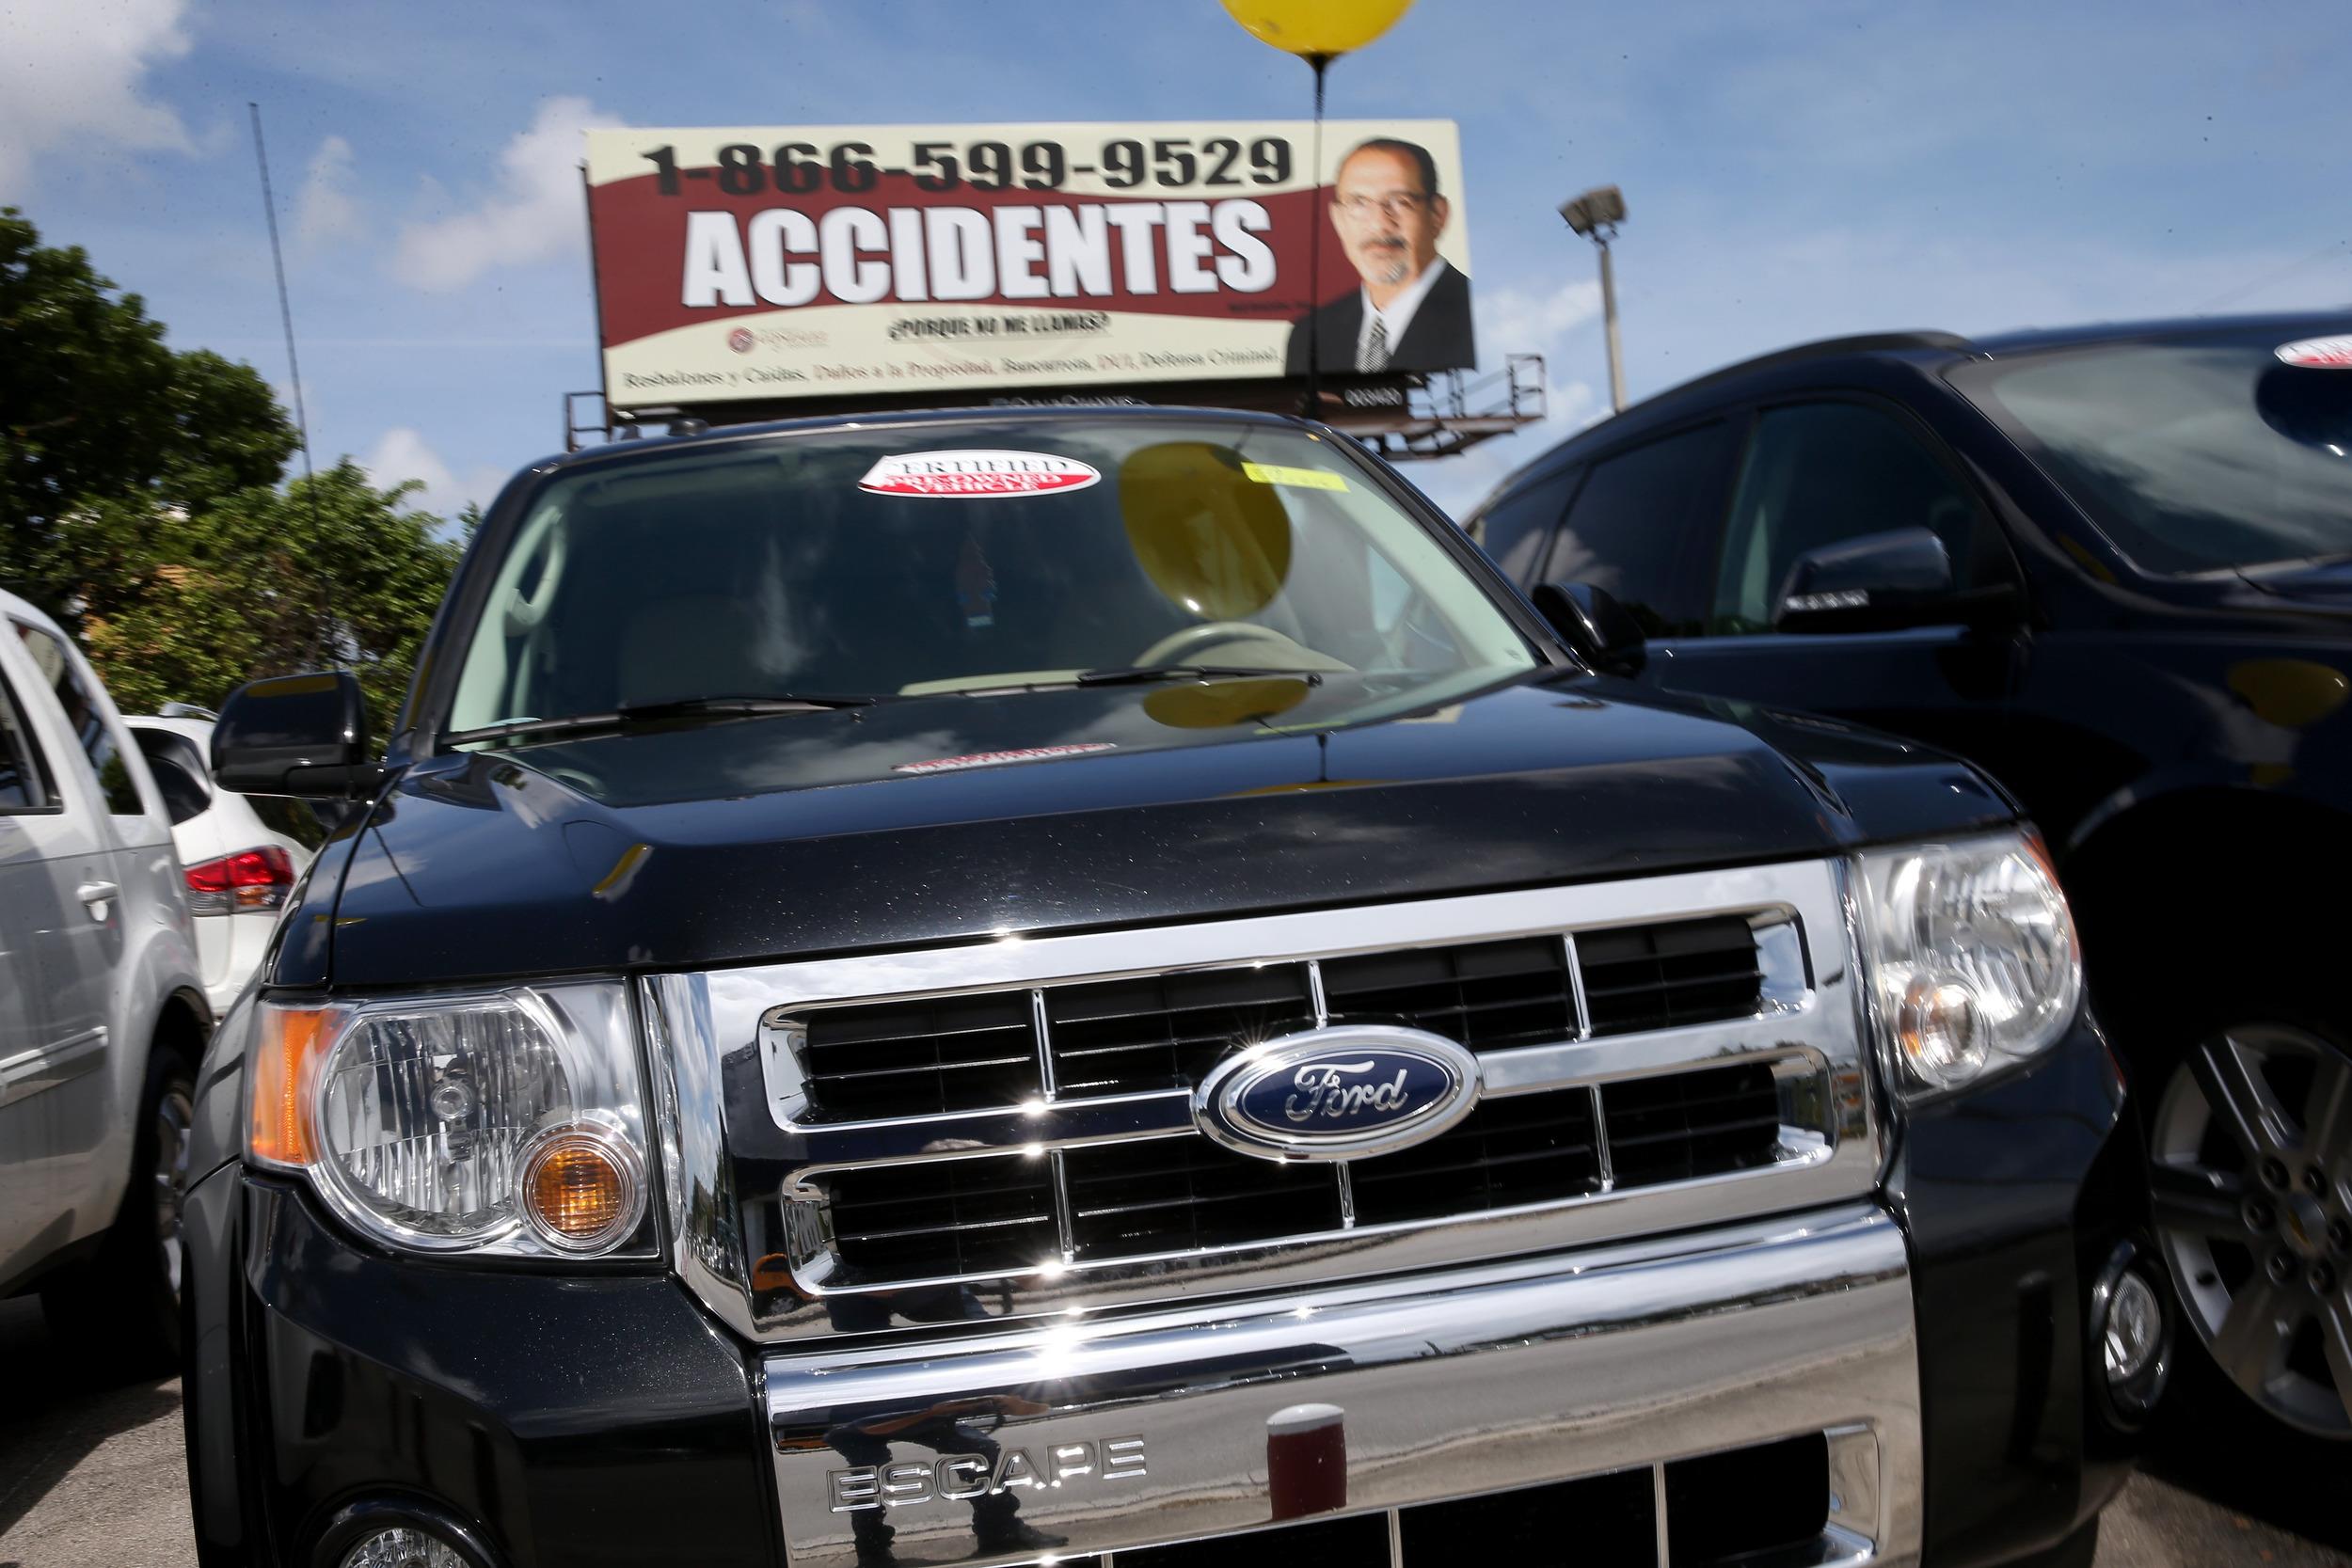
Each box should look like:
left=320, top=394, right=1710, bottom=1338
left=2119, top=974, right=2352, bottom=1454
left=41, top=1043, right=197, bottom=1368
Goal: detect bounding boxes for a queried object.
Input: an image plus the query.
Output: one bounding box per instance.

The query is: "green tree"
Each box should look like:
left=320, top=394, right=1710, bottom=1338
left=2, top=208, right=464, bottom=731
left=1, top=206, right=297, bottom=623
left=77, top=464, right=462, bottom=724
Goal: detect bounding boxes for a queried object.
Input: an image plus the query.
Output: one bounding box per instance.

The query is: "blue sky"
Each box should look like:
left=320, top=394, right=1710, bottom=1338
left=5, top=0, right=2346, bottom=517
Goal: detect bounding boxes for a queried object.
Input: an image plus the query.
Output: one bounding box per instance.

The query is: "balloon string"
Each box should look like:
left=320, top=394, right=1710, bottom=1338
left=1306, top=53, right=1329, bottom=419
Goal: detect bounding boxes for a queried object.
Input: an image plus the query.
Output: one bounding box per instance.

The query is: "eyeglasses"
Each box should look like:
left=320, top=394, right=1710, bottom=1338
left=1333, top=192, right=1430, bottom=220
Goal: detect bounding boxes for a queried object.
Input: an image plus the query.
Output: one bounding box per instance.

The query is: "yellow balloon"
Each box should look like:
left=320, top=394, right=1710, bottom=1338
left=1218, top=0, right=1414, bottom=57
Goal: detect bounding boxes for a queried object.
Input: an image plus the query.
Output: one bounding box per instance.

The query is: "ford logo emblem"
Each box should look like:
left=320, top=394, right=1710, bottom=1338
left=1194, top=1025, right=1482, bottom=1162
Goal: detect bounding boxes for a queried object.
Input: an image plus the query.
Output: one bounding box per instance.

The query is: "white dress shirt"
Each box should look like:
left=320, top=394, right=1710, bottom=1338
left=1356, top=257, right=1451, bottom=370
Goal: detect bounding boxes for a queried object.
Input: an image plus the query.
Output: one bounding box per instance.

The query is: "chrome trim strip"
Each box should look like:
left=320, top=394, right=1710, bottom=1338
left=762, top=1204, right=1920, bottom=1568
left=0, top=1026, right=109, bottom=1110
left=1029, top=989, right=1057, bottom=1101
left=1562, top=932, right=1593, bottom=1040
left=1588, top=1084, right=1616, bottom=1192
left=1049, top=1148, right=1076, bottom=1265
left=1305, top=958, right=1329, bottom=1028
left=648, top=859, right=1875, bottom=1340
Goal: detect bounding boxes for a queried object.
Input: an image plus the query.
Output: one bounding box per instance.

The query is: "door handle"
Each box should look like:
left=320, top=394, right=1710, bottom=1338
left=77, top=880, right=119, bottom=916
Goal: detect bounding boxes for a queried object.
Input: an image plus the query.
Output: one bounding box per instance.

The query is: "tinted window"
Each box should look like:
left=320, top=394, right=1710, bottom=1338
left=1543, top=422, right=1737, bottom=637
left=132, top=730, right=212, bottom=826
left=1963, top=334, right=2352, bottom=573
left=1710, top=401, right=2007, bottom=634
left=1472, top=467, right=1577, bottom=587
left=0, top=671, right=47, bottom=811
left=14, top=623, right=142, bottom=816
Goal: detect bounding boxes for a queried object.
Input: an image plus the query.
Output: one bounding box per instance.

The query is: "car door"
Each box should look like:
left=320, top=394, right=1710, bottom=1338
left=1639, top=396, right=2031, bottom=775
left=4, top=621, right=151, bottom=1242
left=0, top=633, right=95, bottom=1277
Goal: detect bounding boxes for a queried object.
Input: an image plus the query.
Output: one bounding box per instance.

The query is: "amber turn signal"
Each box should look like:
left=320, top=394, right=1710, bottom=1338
left=519, top=1127, right=644, bottom=1253
left=248, top=1006, right=342, bottom=1167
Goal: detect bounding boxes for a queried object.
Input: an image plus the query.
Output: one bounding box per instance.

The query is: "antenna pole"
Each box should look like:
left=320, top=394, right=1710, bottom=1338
left=247, top=103, right=333, bottom=667
left=1303, top=53, right=1329, bottom=420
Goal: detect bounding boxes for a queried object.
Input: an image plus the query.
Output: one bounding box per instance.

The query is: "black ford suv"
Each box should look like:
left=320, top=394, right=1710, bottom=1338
left=1467, top=311, right=2352, bottom=1456
left=185, top=407, right=2151, bottom=1568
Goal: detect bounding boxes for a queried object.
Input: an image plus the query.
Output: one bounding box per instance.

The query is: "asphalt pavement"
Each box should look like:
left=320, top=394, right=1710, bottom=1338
left=1, top=1295, right=2344, bottom=1568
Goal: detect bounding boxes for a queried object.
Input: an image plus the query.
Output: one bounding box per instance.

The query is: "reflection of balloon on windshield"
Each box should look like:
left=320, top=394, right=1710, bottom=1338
left=1118, top=443, right=1294, bottom=619
left=2255, top=360, right=2352, bottom=458
left=1143, top=677, right=1313, bottom=729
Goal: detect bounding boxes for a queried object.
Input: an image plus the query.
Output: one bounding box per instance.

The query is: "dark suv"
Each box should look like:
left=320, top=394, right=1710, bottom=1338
left=185, top=407, right=2147, bottom=1568
left=1467, top=311, right=2352, bottom=1453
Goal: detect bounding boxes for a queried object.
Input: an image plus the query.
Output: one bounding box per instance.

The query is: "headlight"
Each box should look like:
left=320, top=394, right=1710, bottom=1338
left=1856, top=831, right=2084, bottom=1098
left=247, top=982, right=654, bottom=1259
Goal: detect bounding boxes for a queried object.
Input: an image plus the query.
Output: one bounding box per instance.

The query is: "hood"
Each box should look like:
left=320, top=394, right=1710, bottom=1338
left=320, top=673, right=2010, bottom=987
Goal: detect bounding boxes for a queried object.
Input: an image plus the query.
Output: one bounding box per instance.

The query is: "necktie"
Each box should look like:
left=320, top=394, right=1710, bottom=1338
left=1359, top=316, right=1391, bottom=373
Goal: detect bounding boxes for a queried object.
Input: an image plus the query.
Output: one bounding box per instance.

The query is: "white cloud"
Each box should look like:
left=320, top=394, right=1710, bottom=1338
left=362, top=428, right=503, bottom=518
left=390, top=96, right=623, bottom=293
left=294, top=135, right=362, bottom=250
left=0, top=0, right=195, bottom=197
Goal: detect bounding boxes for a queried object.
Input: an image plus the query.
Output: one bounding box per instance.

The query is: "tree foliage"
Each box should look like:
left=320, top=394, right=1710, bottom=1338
left=77, top=465, right=462, bottom=722
left=2, top=207, right=463, bottom=727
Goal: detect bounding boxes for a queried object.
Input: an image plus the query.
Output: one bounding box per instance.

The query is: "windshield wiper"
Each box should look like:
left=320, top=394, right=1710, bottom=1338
left=1072, top=664, right=1327, bottom=689
left=442, top=692, right=879, bottom=747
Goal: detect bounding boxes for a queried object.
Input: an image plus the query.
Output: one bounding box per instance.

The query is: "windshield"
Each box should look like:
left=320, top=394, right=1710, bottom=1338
left=1960, top=328, right=2352, bottom=574
left=444, top=416, right=1538, bottom=739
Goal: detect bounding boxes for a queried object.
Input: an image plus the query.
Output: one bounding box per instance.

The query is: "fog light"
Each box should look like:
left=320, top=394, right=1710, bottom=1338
left=2089, top=1243, right=2172, bottom=1427
left=2103, top=1269, right=2162, bottom=1384
left=519, top=1124, right=644, bottom=1253
left=340, top=1526, right=467, bottom=1568
left=1895, top=977, right=1984, bottom=1086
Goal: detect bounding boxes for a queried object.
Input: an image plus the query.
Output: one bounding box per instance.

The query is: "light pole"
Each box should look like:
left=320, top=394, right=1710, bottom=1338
left=1559, top=184, right=1628, bottom=414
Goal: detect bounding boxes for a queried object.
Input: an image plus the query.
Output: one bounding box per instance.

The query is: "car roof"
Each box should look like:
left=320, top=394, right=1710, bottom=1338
left=520, top=403, right=1327, bottom=480
left=1474, top=309, right=2352, bottom=506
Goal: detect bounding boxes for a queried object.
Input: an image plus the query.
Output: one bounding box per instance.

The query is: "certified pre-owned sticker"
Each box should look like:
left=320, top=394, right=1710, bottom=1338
left=2276, top=336, right=2352, bottom=370
left=893, top=743, right=1118, bottom=775
left=859, top=450, right=1103, bottom=498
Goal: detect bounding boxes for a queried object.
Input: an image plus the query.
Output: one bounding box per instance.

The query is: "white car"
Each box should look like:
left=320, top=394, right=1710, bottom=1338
left=125, top=712, right=323, bottom=1015
left=0, top=589, right=209, bottom=1358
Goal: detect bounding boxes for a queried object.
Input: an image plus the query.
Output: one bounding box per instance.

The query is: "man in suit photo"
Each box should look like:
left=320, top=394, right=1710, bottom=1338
left=1284, top=136, right=1475, bottom=378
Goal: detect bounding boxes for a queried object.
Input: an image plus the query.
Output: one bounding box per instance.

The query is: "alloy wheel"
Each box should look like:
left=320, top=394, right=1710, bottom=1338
left=2150, top=1023, right=2352, bottom=1438
left=154, top=1084, right=195, bottom=1301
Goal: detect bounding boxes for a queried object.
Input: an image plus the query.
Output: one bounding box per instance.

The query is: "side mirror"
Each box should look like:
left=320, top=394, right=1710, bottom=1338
left=212, top=671, right=385, bottom=799
left=1773, top=527, right=1963, bottom=633
left=1534, top=580, right=1646, bottom=674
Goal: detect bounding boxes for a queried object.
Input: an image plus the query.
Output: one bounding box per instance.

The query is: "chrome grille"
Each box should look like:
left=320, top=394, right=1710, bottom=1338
left=1064, top=1135, right=1343, bottom=1259
left=792, top=918, right=1767, bottom=1116
left=646, top=859, right=1879, bottom=1342
left=1577, top=915, right=1764, bottom=1036
left=1601, top=1060, right=1786, bottom=1187
left=806, top=1072, right=1787, bottom=1285
left=794, top=990, right=1037, bottom=1121
left=1045, top=966, right=1313, bottom=1100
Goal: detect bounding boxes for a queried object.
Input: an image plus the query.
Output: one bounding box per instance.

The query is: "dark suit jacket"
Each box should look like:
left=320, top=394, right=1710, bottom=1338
left=1283, top=263, right=1474, bottom=376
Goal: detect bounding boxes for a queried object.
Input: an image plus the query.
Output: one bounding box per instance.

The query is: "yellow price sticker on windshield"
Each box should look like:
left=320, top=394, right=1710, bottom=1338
left=1242, top=463, right=1348, bottom=492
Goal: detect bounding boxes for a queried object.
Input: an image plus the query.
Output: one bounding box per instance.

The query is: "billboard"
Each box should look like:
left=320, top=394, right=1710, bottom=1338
left=583, top=121, right=1471, bottom=410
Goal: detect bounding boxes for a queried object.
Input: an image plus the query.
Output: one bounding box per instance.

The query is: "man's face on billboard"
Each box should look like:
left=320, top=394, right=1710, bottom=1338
left=1331, top=147, right=1447, bottom=291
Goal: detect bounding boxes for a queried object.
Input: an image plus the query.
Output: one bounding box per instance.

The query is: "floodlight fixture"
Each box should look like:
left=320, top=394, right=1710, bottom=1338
left=1558, top=185, right=1627, bottom=239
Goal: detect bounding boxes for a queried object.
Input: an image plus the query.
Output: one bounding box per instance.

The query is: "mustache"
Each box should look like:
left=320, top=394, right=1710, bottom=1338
left=1358, top=234, right=1407, bottom=249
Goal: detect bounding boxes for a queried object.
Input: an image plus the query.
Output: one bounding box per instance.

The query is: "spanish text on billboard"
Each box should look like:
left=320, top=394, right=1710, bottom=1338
left=583, top=121, right=1473, bottom=406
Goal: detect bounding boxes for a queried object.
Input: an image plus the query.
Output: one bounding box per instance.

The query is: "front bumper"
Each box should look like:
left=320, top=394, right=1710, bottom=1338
left=183, top=1023, right=2139, bottom=1568
left=771, top=1204, right=1917, bottom=1567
